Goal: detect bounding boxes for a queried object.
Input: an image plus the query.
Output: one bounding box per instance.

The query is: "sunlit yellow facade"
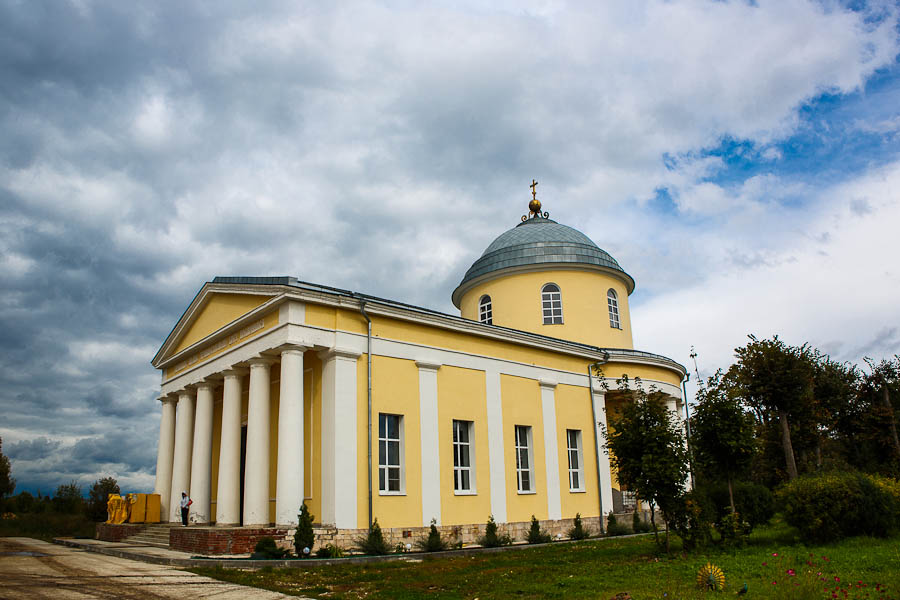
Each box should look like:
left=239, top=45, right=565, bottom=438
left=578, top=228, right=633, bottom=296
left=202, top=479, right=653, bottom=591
left=150, top=206, right=686, bottom=538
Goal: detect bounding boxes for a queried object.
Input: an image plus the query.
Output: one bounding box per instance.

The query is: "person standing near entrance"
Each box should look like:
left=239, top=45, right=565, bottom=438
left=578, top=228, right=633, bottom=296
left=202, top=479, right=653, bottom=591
left=180, top=491, right=192, bottom=526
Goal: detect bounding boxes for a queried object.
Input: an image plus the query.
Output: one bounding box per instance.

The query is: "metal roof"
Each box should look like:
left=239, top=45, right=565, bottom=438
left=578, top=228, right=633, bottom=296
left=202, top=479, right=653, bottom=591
left=455, top=216, right=634, bottom=297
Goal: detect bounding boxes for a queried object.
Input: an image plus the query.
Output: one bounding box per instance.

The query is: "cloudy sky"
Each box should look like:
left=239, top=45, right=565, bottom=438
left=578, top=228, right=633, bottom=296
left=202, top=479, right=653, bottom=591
left=2, top=0, right=899, bottom=495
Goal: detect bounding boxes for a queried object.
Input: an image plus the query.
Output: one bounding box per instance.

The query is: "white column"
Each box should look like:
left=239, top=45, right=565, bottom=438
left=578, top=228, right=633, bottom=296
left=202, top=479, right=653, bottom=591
left=417, top=360, right=441, bottom=526
left=169, top=390, right=195, bottom=522
left=540, top=379, right=562, bottom=521
left=276, top=346, right=307, bottom=526
left=320, top=347, right=360, bottom=529
left=591, top=390, right=614, bottom=518
left=244, top=358, right=275, bottom=526
left=216, top=369, right=245, bottom=526
left=153, top=395, right=176, bottom=523
left=485, top=369, right=507, bottom=523
left=189, top=381, right=215, bottom=524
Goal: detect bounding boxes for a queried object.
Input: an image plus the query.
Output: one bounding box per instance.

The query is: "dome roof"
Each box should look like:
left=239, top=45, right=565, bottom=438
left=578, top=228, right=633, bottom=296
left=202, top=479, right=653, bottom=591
left=452, top=215, right=634, bottom=307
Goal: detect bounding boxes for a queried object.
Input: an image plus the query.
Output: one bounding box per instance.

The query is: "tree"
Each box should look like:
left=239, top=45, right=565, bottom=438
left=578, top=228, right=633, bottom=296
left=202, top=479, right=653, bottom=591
left=0, top=437, right=15, bottom=501
left=604, top=377, right=689, bottom=551
left=294, top=502, right=315, bottom=556
left=53, top=481, right=84, bottom=514
left=87, top=477, right=120, bottom=521
left=724, top=336, right=814, bottom=481
left=691, top=371, right=756, bottom=512
left=863, top=357, right=900, bottom=464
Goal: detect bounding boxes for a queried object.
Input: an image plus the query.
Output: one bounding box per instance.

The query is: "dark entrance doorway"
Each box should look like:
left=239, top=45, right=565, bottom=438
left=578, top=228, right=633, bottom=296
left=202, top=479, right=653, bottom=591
left=239, top=424, right=247, bottom=526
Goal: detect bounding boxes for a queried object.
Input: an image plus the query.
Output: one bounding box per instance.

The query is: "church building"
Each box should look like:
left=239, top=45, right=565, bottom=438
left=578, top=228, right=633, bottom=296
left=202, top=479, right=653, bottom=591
left=149, top=191, right=686, bottom=545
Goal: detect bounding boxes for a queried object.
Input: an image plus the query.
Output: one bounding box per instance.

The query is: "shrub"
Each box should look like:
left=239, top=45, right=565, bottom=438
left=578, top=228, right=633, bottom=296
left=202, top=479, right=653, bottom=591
left=478, top=515, right=512, bottom=547
left=778, top=471, right=898, bottom=543
left=568, top=512, right=590, bottom=540
left=417, top=518, right=449, bottom=552
left=315, top=544, right=344, bottom=558
left=294, top=502, right=315, bottom=557
left=253, top=537, right=289, bottom=559
left=527, top=515, right=551, bottom=544
left=14, top=491, right=35, bottom=513
left=716, top=511, right=750, bottom=548
left=667, top=490, right=714, bottom=550
left=631, top=510, right=652, bottom=533
left=706, top=481, right=774, bottom=530
left=606, top=512, right=630, bottom=536
left=356, top=518, right=391, bottom=555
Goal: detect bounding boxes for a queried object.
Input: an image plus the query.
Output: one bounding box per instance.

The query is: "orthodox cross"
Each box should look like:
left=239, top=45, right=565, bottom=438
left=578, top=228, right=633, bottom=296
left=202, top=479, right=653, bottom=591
left=530, top=179, right=538, bottom=200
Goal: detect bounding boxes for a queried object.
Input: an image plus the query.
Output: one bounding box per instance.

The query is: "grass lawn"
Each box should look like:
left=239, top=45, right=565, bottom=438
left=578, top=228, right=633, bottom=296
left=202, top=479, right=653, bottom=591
left=191, top=520, right=900, bottom=599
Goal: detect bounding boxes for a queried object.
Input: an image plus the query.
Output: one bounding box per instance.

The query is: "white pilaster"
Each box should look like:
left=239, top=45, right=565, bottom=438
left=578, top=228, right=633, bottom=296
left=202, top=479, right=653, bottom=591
left=539, top=379, right=562, bottom=521
left=320, top=347, right=360, bottom=529
left=216, top=369, right=245, bottom=525
left=276, top=346, right=307, bottom=526
left=485, top=369, right=507, bottom=522
left=592, top=390, right=614, bottom=518
left=169, top=390, right=195, bottom=522
left=189, top=381, right=215, bottom=524
left=244, top=358, right=275, bottom=526
left=153, top=395, right=176, bottom=523
left=416, top=360, right=441, bottom=526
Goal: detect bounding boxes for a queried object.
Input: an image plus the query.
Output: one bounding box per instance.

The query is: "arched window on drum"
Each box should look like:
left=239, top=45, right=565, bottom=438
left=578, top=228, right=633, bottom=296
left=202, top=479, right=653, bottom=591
left=541, top=284, right=563, bottom=325
left=607, top=288, right=621, bottom=329
left=479, top=295, right=493, bottom=325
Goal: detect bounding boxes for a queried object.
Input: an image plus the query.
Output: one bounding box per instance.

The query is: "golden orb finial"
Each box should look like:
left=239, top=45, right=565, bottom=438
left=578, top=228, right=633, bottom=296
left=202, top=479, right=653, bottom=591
left=522, top=179, right=548, bottom=221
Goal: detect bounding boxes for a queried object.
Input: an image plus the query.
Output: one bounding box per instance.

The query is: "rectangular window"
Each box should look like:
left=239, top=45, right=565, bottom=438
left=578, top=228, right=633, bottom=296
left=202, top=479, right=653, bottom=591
left=453, top=420, right=475, bottom=493
left=566, top=429, right=584, bottom=492
left=378, top=413, right=403, bottom=494
left=515, top=425, right=534, bottom=493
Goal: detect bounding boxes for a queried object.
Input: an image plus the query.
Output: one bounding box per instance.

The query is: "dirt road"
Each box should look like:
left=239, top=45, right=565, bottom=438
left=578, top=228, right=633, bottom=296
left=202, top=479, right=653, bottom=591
left=0, top=537, right=298, bottom=599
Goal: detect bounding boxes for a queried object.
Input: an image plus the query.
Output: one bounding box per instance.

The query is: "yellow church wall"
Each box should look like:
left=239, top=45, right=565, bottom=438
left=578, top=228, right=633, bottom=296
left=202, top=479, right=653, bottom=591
left=365, top=355, right=423, bottom=528
left=501, top=374, right=547, bottom=522
left=554, top=383, right=600, bottom=519
left=458, top=269, right=634, bottom=349
left=600, top=363, right=683, bottom=390
left=436, top=365, right=491, bottom=526
left=173, top=293, right=271, bottom=354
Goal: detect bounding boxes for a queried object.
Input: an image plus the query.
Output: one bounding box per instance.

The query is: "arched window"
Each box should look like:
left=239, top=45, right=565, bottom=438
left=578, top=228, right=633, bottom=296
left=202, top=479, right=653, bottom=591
left=479, top=295, right=493, bottom=325
left=607, top=288, right=620, bottom=329
left=541, top=284, right=563, bottom=324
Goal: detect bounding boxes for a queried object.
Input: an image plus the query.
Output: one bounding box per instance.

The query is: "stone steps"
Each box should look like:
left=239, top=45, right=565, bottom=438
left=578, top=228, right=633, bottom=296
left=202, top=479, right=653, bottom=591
left=125, top=524, right=178, bottom=548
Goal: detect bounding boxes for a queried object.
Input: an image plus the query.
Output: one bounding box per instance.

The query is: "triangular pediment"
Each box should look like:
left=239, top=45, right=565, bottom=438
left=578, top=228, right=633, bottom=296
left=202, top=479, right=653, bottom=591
left=153, top=284, right=280, bottom=368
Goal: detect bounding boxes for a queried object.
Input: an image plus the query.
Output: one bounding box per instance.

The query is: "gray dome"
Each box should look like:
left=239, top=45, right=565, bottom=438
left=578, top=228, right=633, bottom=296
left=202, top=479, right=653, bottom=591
left=452, top=216, right=634, bottom=306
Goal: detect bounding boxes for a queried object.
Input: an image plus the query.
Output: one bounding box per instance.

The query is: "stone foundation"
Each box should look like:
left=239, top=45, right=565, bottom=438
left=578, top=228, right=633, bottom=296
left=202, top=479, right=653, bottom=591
left=96, top=523, right=147, bottom=542
left=169, top=526, right=292, bottom=555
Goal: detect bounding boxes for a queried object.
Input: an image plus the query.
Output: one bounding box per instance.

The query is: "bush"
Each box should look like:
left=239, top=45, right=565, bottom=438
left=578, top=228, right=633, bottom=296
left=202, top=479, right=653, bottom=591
left=778, top=471, right=899, bottom=543
left=717, top=511, right=750, bottom=547
left=417, top=518, right=449, bottom=552
left=315, top=543, right=344, bottom=558
left=87, top=477, right=120, bottom=522
left=606, top=512, right=630, bottom=536
left=294, top=502, right=315, bottom=557
left=568, top=512, right=590, bottom=540
left=478, top=515, right=513, bottom=547
left=706, top=481, right=774, bottom=530
left=631, top=510, right=651, bottom=534
left=14, top=491, right=35, bottom=513
left=527, top=515, right=551, bottom=544
left=253, top=537, right=290, bottom=559
left=53, top=482, right=84, bottom=515
left=667, top=490, right=714, bottom=550
left=356, top=518, right=391, bottom=555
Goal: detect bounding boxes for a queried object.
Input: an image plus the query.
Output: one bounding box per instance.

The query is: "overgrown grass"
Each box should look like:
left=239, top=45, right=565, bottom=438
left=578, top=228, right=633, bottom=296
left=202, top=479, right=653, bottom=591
left=191, top=518, right=900, bottom=599
left=0, top=512, right=97, bottom=541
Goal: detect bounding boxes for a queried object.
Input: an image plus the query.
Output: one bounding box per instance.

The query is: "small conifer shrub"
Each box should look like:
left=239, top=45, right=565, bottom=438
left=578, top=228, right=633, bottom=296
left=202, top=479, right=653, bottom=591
left=417, top=518, right=449, bottom=552
left=315, top=543, right=345, bottom=558
left=607, top=512, right=629, bottom=536
left=294, top=502, right=315, bottom=557
left=478, top=514, right=513, bottom=547
left=568, top=512, right=590, bottom=540
left=356, top=517, right=391, bottom=555
left=527, top=515, right=551, bottom=544
left=253, top=537, right=289, bottom=559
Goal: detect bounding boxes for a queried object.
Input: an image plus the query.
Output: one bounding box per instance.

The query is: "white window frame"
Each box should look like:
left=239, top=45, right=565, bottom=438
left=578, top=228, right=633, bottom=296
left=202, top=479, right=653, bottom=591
left=479, top=295, right=493, bottom=325
left=566, top=429, right=585, bottom=492
left=515, top=425, right=535, bottom=494
left=378, top=413, right=405, bottom=495
left=541, top=284, right=563, bottom=325
left=452, top=419, right=476, bottom=494
left=607, top=288, right=621, bottom=329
